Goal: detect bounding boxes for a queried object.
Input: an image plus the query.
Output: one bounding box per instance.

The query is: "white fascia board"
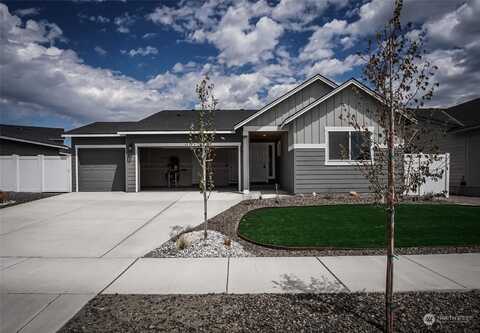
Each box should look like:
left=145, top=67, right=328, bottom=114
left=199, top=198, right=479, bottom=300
left=62, top=134, right=122, bottom=137
left=75, top=145, right=126, bottom=148
left=281, top=80, right=384, bottom=127
left=135, top=142, right=241, bottom=148
left=233, top=74, right=338, bottom=131
left=116, top=131, right=235, bottom=135
left=288, top=143, right=326, bottom=151
left=0, top=135, right=67, bottom=149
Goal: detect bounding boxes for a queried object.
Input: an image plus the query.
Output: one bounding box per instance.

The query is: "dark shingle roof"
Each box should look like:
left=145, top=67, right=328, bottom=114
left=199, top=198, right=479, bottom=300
left=64, top=122, right=136, bottom=135
left=444, top=98, right=480, bottom=129
left=0, top=124, right=67, bottom=148
left=64, top=109, right=257, bottom=135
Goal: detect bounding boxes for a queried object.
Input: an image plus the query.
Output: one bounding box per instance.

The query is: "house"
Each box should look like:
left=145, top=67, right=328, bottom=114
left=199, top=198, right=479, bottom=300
left=433, top=98, right=480, bottom=196
left=63, top=74, right=388, bottom=193
left=0, top=124, right=69, bottom=156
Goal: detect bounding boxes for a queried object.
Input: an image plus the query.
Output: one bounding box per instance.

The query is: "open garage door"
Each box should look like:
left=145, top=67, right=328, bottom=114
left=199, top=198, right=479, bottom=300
left=78, top=148, right=125, bottom=191
left=138, top=147, right=239, bottom=190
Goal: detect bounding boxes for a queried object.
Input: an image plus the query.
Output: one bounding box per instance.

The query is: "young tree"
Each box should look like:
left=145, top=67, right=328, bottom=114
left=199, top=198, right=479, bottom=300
left=189, top=75, right=217, bottom=240
left=341, top=1, right=442, bottom=331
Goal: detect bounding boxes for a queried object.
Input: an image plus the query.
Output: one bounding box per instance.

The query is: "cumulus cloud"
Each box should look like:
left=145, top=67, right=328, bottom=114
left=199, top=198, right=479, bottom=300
left=0, top=4, right=175, bottom=124
left=94, top=46, right=107, bottom=56
left=114, top=12, right=135, bottom=33
left=14, top=7, right=40, bottom=17
left=121, top=46, right=158, bottom=57
left=79, top=13, right=110, bottom=23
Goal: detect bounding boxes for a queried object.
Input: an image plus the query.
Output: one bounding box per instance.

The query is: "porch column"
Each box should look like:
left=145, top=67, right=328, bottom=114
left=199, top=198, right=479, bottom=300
left=242, top=131, right=249, bottom=193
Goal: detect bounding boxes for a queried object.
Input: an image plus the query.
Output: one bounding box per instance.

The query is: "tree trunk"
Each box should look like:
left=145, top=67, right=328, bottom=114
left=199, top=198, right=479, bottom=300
left=385, top=51, right=396, bottom=332
left=202, top=150, right=208, bottom=240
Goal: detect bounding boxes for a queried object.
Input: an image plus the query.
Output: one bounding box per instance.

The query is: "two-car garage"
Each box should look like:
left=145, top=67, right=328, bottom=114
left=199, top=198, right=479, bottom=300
left=77, top=147, right=126, bottom=191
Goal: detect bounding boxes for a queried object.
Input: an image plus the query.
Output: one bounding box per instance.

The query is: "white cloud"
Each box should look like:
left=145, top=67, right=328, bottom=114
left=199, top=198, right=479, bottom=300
left=14, top=7, right=40, bottom=17
left=142, top=32, right=157, bottom=39
left=207, top=11, right=284, bottom=67
left=94, top=46, right=107, bottom=56
left=304, top=54, right=365, bottom=77
left=147, top=1, right=284, bottom=67
left=114, top=12, right=135, bottom=33
left=78, top=13, right=110, bottom=23
left=122, top=46, right=158, bottom=57
left=0, top=4, right=179, bottom=124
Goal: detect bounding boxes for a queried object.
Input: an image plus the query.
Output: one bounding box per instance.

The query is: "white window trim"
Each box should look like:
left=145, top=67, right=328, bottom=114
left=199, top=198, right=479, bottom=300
left=75, top=145, right=126, bottom=192
left=325, top=126, right=374, bottom=166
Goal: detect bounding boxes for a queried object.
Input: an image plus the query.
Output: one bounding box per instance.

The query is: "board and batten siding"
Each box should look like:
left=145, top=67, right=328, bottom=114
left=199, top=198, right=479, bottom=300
left=294, top=148, right=371, bottom=193
left=292, top=86, right=383, bottom=145
left=249, top=81, right=334, bottom=127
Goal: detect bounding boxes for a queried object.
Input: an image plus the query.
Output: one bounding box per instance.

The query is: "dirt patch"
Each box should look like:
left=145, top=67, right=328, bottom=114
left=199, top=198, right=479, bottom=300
left=59, top=291, right=479, bottom=332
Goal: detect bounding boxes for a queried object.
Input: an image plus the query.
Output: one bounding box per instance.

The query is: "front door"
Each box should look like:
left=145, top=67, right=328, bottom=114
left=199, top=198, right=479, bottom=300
left=250, top=143, right=269, bottom=183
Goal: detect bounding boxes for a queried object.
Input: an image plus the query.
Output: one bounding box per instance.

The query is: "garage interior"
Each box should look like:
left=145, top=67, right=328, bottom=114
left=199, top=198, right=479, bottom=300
left=138, top=147, right=239, bottom=191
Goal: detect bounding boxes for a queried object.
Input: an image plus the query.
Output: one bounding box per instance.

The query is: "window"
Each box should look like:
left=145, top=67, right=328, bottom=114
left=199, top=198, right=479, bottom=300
left=327, top=128, right=372, bottom=164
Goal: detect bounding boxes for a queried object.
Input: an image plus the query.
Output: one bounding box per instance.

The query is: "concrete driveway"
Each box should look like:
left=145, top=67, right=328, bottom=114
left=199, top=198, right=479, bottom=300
left=0, top=191, right=242, bottom=333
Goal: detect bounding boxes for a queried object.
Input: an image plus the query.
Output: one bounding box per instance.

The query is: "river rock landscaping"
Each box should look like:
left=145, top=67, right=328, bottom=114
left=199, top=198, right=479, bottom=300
left=145, top=230, right=252, bottom=258
left=60, top=290, right=479, bottom=332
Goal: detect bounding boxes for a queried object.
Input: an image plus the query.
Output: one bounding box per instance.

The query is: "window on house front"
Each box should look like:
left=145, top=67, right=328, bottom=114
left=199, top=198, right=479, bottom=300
left=328, top=130, right=372, bottom=161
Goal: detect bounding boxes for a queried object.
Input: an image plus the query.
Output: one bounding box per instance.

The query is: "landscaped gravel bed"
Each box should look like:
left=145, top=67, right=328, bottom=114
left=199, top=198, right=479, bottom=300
left=145, top=230, right=252, bottom=258
left=60, top=290, right=479, bottom=332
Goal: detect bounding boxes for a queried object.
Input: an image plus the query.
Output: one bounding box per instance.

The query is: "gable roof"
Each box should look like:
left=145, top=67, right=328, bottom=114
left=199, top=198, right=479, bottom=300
left=233, top=74, right=338, bottom=130
left=444, top=97, right=480, bottom=131
left=0, top=124, right=68, bottom=149
left=63, top=109, right=257, bottom=136
left=280, top=79, right=383, bottom=127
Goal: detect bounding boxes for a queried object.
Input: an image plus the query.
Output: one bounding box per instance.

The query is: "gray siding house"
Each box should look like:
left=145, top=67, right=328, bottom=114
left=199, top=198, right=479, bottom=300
left=63, top=74, right=390, bottom=193
left=0, top=124, right=68, bottom=156
left=432, top=98, right=480, bottom=196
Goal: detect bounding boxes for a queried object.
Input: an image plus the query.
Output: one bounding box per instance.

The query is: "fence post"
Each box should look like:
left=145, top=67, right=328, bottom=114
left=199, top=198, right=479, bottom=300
left=13, top=154, right=20, bottom=192
left=39, top=155, right=45, bottom=192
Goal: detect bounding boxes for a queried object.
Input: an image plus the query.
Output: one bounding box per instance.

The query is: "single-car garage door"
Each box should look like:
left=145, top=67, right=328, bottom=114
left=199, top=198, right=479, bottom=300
left=78, top=148, right=125, bottom=191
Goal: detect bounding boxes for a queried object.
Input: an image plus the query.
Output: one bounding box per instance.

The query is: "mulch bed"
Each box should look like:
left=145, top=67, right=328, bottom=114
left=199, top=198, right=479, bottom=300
left=0, top=191, right=61, bottom=209
left=165, top=194, right=480, bottom=257
left=60, top=290, right=479, bottom=332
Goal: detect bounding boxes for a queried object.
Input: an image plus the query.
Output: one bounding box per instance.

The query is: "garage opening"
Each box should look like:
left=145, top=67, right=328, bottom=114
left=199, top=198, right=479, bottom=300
left=138, top=147, right=239, bottom=191
left=78, top=148, right=126, bottom=191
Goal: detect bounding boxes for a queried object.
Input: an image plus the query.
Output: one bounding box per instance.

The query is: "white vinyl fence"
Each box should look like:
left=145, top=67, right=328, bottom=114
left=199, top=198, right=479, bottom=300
left=404, top=153, right=450, bottom=198
left=0, top=155, right=72, bottom=192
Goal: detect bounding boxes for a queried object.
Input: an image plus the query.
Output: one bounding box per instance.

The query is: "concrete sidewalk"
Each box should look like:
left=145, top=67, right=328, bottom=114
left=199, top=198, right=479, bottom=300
left=104, top=253, right=480, bottom=294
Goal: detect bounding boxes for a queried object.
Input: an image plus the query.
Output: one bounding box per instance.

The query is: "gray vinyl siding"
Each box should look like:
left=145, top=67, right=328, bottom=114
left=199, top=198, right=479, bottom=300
left=279, top=132, right=294, bottom=192
left=294, top=148, right=371, bottom=193
left=437, top=129, right=480, bottom=196
left=249, top=81, right=333, bottom=127
left=293, top=86, right=382, bottom=144
left=0, top=139, right=63, bottom=156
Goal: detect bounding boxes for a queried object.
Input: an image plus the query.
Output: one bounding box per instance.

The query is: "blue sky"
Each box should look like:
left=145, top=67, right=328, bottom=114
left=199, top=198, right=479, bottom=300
left=1, top=0, right=479, bottom=131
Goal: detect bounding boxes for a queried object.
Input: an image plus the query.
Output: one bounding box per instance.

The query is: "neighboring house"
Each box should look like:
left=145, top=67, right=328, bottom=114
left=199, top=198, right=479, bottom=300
left=0, top=124, right=69, bottom=156
left=431, top=98, right=480, bottom=196
left=63, top=74, right=390, bottom=193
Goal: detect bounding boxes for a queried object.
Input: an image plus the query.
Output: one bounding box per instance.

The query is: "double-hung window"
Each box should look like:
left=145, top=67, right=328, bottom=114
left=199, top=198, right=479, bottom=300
left=326, top=127, right=373, bottom=165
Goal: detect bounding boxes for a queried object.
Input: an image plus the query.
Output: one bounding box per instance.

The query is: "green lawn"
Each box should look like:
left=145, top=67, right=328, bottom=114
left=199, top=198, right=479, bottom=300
left=238, top=204, right=480, bottom=248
